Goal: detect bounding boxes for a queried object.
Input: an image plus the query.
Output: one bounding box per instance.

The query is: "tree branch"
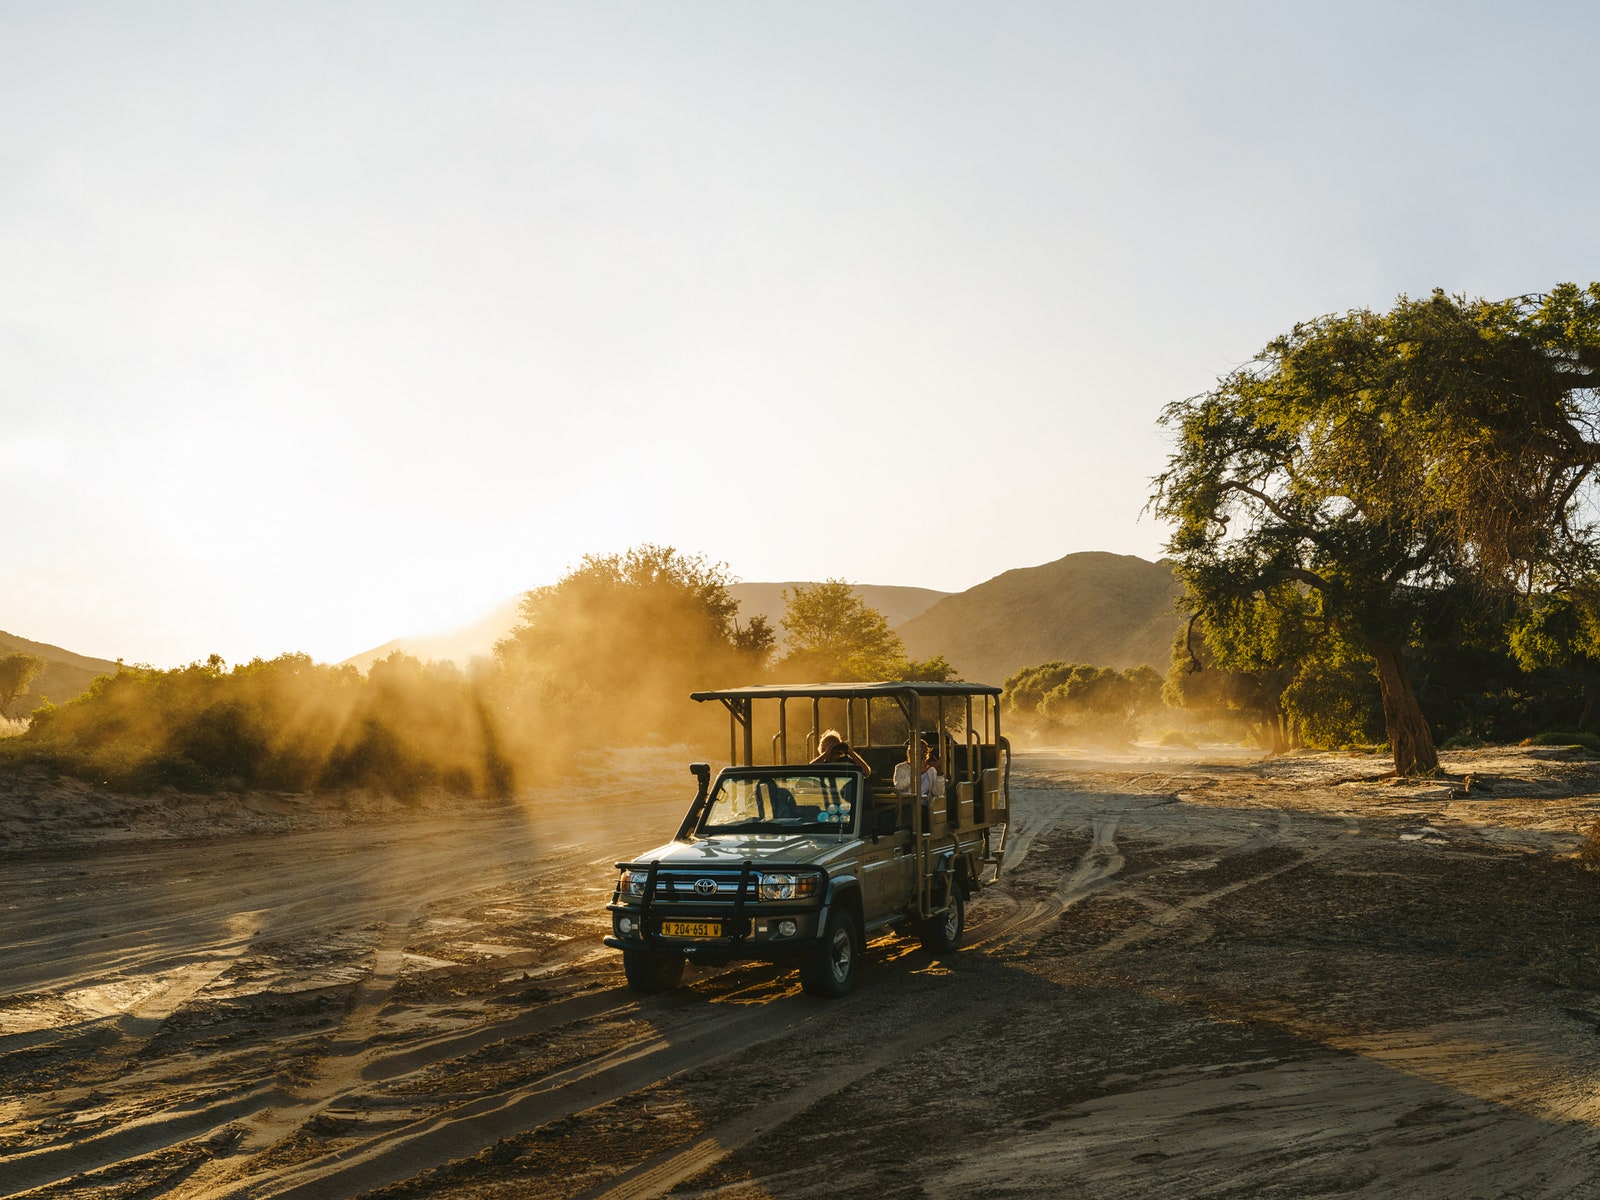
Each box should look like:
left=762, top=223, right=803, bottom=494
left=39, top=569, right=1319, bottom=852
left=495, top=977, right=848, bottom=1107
left=1269, top=566, right=1332, bottom=593
left=1216, top=480, right=1337, bottom=551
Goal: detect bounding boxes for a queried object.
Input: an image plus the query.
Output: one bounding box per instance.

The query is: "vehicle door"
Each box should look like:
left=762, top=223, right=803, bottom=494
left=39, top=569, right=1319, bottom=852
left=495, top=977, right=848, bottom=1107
left=858, top=808, right=914, bottom=921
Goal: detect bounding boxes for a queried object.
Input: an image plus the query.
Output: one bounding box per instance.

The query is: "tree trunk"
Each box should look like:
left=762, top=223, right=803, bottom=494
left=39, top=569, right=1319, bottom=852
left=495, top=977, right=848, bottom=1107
left=1255, top=711, right=1290, bottom=755
left=1371, top=641, right=1438, bottom=775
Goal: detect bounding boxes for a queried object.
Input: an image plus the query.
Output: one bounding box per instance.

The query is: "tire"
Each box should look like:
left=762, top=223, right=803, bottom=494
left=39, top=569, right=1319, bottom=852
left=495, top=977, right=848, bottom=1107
left=622, top=949, right=685, bottom=995
left=918, top=887, right=964, bottom=954
left=799, top=908, right=861, bottom=998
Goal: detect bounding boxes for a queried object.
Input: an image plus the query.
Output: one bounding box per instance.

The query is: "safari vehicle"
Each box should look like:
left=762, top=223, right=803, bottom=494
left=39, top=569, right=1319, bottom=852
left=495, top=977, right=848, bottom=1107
left=605, top=682, right=1011, bottom=997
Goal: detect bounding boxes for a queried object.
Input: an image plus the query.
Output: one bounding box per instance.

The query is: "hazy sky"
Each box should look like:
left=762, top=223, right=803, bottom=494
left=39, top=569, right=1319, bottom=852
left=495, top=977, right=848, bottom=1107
left=6, top=2, right=1599, bottom=667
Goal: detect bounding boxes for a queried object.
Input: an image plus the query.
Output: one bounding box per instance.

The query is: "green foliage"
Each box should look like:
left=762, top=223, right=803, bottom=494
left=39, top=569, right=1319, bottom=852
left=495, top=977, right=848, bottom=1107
left=1004, top=662, right=1072, bottom=719
left=1524, top=730, right=1600, bottom=752
left=894, top=655, right=957, bottom=683
left=1281, top=658, right=1384, bottom=749
left=1153, top=284, right=1600, bottom=773
left=1003, top=661, right=1163, bottom=743
left=1509, top=597, right=1600, bottom=672
left=0, top=652, right=47, bottom=719
left=732, top=613, right=777, bottom=661
left=777, top=580, right=908, bottom=681
left=493, top=544, right=768, bottom=748
left=1507, top=596, right=1600, bottom=731
left=771, top=581, right=956, bottom=683
left=1164, top=619, right=1297, bottom=750
left=12, top=651, right=511, bottom=796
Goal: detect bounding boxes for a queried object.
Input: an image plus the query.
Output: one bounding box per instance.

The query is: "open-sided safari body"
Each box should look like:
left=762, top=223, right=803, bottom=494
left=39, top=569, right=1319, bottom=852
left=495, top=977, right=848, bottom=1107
left=605, top=682, right=1011, bottom=997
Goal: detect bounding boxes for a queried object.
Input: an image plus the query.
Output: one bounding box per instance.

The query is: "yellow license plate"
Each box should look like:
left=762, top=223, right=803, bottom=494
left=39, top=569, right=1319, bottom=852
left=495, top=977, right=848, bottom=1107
left=659, top=921, right=722, bottom=938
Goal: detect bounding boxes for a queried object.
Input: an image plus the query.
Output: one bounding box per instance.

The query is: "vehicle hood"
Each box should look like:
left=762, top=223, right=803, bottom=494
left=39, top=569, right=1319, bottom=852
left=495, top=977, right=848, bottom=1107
left=623, top=833, right=856, bottom=868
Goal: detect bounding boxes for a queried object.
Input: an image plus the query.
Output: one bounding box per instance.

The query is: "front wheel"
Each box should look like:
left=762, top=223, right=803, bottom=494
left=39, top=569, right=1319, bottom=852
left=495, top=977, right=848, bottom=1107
left=799, top=909, right=861, bottom=998
left=918, top=887, right=964, bottom=954
left=623, top=949, right=685, bottom=994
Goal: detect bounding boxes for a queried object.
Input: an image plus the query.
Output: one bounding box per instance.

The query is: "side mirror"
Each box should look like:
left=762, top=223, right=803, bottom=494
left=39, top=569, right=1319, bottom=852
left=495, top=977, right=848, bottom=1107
left=875, top=808, right=896, bottom=837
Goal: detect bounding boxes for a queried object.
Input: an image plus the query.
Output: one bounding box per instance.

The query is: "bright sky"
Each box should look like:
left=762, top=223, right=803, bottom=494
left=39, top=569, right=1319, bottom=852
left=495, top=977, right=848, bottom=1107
left=5, top=2, right=1599, bottom=668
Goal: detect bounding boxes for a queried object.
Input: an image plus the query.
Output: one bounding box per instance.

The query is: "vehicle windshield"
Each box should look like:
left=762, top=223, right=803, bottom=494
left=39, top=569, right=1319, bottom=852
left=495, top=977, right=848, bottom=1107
left=700, top=772, right=859, bottom=835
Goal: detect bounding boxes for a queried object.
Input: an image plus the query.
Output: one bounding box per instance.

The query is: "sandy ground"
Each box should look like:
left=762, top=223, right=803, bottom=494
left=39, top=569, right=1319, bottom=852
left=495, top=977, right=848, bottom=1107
left=4, top=743, right=1600, bottom=1198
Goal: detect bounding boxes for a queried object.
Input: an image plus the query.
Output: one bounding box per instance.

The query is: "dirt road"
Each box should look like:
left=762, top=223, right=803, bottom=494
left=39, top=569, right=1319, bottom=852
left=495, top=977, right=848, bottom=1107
left=4, top=745, right=1600, bottom=1198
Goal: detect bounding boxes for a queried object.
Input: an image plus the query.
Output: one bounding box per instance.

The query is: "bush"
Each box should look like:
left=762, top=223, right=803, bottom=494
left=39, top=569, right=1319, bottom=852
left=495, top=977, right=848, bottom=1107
left=1523, top=731, right=1600, bottom=752
left=6, top=652, right=516, bottom=796
left=1003, top=662, right=1164, bottom=742
left=128, top=753, right=221, bottom=792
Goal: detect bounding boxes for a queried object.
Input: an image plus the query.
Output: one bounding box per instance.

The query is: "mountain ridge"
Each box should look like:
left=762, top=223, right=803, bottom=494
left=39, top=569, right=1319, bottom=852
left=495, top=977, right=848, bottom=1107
left=897, top=551, right=1182, bottom=684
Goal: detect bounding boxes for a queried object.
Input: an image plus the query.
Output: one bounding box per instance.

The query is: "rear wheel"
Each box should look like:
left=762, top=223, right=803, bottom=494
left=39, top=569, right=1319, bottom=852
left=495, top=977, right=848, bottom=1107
left=918, top=887, right=964, bottom=954
left=799, top=909, right=861, bottom=998
left=622, top=949, right=685, bottom=994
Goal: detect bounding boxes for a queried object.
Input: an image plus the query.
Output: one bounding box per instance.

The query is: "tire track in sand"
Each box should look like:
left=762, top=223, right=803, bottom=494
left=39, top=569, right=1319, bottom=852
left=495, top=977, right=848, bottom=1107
left=565, top=788, right=1355, bottom=1199
left=191, top=992, right=830, bottom=1200
left=308, top=787, right=1313, bottom=1200
left=569, top=788, right=1125, bottom=1199
left=172, top=786, right=1100, bottom=1200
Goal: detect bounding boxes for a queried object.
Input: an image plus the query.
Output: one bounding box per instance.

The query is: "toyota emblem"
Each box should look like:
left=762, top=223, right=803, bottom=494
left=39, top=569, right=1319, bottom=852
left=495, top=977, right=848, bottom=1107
left=694, top=878, right=717, bottom=895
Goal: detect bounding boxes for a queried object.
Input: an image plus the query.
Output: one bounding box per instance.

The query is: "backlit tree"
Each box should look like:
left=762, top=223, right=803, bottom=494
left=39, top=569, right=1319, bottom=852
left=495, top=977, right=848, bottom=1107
left=1154, top=285, right=1600, bottom=774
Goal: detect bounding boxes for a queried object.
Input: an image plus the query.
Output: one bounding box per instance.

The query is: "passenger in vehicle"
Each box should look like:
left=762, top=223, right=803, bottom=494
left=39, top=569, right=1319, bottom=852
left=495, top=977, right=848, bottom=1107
left=812, top=730, right=873, bottom=778
left=892, top=737, right=944, bottom=799
left=919, top=741, right=944, bottom=800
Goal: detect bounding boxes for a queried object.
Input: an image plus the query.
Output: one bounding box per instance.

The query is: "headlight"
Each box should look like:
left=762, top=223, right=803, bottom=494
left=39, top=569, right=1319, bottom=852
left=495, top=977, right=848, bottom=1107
left=758, top=872, right=820, bottom=901
left=759, top=873, right=797, bottom=900
left=620, top=869, right=648, bottom=898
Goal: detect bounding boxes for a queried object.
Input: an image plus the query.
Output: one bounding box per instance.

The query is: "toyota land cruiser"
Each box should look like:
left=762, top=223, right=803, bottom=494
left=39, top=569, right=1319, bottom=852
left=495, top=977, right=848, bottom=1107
left=605, top=682, right=1010, bottom=997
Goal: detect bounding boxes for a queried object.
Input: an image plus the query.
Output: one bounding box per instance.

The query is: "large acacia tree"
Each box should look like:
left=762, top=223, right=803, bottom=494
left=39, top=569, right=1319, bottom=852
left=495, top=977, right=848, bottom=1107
left=1153, top=285, right=1600, bottom=774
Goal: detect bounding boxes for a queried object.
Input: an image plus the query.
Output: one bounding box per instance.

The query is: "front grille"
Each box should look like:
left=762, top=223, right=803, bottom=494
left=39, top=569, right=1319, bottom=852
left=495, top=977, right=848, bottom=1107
left=650, top=865, right=750, bottom=903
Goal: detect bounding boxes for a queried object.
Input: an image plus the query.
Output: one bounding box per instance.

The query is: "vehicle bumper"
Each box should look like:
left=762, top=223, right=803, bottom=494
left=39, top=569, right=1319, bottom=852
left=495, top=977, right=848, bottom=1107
left=605, top=905, right=826, bottom=966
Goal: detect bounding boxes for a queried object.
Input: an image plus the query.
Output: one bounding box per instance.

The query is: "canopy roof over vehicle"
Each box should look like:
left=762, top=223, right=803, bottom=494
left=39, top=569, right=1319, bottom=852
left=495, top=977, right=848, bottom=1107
left=690, top=681, right=1000, bottom=702
left=692, top=681, right=1005, bottom=770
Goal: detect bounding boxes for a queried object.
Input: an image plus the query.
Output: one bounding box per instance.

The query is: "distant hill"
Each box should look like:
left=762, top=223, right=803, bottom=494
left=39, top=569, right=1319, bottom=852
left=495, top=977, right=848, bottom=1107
left=340, top=583, right=951, bottom=672
left=897, top=552, right=1183, bottom=685
left=0, top=630, right=120, bottom=713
